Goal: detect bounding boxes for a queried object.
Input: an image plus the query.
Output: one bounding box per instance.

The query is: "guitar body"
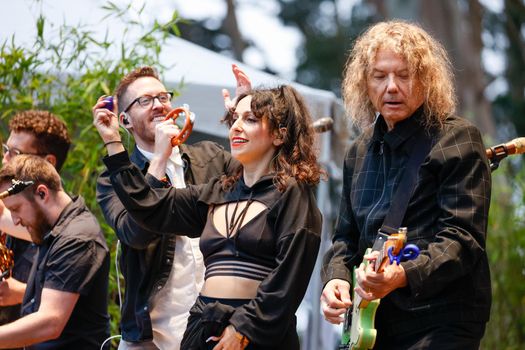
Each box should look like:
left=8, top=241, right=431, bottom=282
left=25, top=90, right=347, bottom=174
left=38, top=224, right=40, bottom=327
left=339, top=228, right=419, bottom=350
left=349, top=248, right=379, bottom=350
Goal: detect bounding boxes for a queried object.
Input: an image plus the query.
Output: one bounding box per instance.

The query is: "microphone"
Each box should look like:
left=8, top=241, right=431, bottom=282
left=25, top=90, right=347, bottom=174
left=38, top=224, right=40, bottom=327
left=486, top=137, right=525, bottom=171
left=0, top=180, right=34, bottom=200
left=312, top=117, right=334, bottom=133
left=486, top=137, right=525, bottom=161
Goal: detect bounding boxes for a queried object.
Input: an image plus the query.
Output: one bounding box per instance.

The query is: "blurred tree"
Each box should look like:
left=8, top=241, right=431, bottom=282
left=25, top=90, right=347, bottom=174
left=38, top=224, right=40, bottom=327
left=175, top=0, right=375, bottom=85
left=490, top=0, right=525, bottom=138
left=176, top=0, right=248, bottom=63
left=276, top=0, right=374, bottom=95
left=484, top=161, right=525, bottom=349
left=173, top=0, right=366, bottom=92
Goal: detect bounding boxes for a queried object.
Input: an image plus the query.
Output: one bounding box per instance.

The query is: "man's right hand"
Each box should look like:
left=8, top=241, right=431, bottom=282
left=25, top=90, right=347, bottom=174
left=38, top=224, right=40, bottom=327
left=92, top=96, right=122, bottom=152
left=0, top=278, right=26, bottom=306
left=320, top=278, right=352, bottom=324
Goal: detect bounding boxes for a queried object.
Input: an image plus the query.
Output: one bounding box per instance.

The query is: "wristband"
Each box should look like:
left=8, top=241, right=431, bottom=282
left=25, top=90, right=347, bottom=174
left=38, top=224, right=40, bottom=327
left=104, top=140, right=122, bottom=147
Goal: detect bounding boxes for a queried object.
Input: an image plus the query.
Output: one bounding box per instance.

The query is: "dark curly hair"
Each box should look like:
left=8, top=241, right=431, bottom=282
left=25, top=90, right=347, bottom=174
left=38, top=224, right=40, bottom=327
left=9, top=110, right=71, bottom=171
left=221, top=85, right=324, bottom=192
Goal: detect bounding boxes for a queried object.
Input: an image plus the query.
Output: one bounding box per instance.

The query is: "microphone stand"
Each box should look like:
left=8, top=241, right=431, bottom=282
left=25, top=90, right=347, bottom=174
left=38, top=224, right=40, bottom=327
left=489, top=157, right=502, bottom=172
left=486, top=137, right=525, bottom=172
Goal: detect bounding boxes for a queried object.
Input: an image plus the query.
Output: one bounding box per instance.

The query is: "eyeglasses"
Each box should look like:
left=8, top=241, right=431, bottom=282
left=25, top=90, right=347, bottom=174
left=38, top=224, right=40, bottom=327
left=2, top=143, right=44, bottom=157
left=123, top=91, right=174, bottom=113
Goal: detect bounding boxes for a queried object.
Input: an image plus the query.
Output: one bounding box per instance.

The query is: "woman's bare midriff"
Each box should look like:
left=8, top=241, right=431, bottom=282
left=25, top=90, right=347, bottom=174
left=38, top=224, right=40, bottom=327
left=200, top=276, right=261, bottom=299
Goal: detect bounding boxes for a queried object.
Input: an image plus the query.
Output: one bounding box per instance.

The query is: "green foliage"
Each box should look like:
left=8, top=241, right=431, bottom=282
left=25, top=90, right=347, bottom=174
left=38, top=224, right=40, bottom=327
left=482, top=161, right=525, bottom=349
left=0, top=1, right=181, bottom=347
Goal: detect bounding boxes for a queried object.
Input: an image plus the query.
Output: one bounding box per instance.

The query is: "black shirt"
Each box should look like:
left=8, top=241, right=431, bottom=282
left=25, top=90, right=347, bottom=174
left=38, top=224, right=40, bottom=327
left=22, top=196, right=110, bottom=350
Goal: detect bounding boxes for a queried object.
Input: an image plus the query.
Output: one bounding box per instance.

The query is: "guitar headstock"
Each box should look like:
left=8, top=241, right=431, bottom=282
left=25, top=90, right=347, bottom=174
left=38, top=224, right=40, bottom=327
left=376, top=227, right=407, bottom=272
left=385, top=227, right=407, bottom=254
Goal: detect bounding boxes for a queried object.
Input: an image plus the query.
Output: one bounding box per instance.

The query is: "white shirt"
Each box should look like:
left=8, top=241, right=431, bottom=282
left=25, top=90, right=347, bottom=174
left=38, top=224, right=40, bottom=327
left=137, top=146, right=205, bottom=350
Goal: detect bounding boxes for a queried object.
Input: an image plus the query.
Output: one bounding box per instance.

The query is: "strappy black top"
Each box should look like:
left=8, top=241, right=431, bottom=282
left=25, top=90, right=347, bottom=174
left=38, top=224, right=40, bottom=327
left=201, top=205, right=274, bottom=281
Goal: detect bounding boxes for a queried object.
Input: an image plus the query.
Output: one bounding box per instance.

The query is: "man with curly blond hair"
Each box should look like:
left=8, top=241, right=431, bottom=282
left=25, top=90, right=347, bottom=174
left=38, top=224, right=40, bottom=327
left=0, top=110, right=71, bottom=349
left=321, top=21, right=491, bottom=349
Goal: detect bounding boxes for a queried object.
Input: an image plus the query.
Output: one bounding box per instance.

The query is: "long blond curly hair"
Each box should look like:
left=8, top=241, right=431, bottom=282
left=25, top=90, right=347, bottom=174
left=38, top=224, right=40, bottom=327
left=342, top=20, right=456, bottom=129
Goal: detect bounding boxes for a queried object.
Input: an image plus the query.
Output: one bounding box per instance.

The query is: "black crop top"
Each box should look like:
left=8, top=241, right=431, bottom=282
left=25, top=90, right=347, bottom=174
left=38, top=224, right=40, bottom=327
left=198, top=174, right=293, bottom=281
left=104, top=150, right=322, bottom=347
left=201, top=205, right=275, bottom=281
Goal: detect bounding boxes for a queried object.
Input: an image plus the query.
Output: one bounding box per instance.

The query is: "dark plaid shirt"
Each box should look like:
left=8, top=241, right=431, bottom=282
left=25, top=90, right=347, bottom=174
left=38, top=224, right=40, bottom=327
left=322, top=110, right=492, bottom=334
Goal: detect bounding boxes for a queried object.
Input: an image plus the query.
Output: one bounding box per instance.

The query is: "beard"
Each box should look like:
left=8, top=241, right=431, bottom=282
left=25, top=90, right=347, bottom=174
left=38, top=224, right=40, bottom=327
left=27, top=207, right=52, bottom=245
left=130, top=121, right=156, bottom=148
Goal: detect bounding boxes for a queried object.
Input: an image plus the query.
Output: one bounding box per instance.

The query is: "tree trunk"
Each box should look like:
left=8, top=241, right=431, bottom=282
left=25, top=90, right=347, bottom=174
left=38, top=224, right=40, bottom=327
left=222, top=0, right=246, bottom=61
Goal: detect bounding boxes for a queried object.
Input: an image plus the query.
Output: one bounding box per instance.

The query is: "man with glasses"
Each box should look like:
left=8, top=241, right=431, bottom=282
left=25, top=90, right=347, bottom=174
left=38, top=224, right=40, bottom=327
left=0, top=110, right=71, bottom=349
left=93, top=66, right=244, bottom=350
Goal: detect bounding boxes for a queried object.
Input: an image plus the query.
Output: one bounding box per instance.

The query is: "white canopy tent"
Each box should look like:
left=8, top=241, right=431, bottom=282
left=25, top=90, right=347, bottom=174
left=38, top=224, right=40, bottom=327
left=161, top=37, right=354, bottom=350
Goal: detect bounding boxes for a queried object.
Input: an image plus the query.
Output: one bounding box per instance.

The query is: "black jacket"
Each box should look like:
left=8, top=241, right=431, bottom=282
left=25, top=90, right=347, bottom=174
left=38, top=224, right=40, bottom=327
left=96, top=141, right=237, bottom=342
left=322, top=111, right=492, bottom=336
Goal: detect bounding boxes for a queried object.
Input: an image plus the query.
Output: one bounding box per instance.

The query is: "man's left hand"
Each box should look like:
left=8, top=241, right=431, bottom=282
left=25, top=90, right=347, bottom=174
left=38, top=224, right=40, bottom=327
left=0, top=278, right=26, bottom=306
left=147, top=119, right=181, bottom=180
left=354, top=251, right=408, bottom=300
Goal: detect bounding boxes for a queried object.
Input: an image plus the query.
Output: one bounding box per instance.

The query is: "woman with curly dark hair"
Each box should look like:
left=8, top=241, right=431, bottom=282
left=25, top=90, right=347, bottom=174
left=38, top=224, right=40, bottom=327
left=221, top=87, right=322, bottom=192
left=94, top=84, right=323, bottom=350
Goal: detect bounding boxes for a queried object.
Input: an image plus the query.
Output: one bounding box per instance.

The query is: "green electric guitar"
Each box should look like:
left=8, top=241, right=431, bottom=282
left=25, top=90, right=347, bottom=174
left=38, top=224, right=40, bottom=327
left=339, top=228, right=419, bottom=350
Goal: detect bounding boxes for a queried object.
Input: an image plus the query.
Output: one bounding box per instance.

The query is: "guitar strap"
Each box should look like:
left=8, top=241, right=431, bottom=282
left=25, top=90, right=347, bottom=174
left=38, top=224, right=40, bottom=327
left=372, top=128, right=433, bottom=251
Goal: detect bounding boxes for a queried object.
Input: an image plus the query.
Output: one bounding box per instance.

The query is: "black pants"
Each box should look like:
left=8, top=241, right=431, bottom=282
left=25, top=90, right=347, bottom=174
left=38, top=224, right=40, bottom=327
left=181, top=296, right=299, bottom=350
left=373, top=321, right=486, bottom=350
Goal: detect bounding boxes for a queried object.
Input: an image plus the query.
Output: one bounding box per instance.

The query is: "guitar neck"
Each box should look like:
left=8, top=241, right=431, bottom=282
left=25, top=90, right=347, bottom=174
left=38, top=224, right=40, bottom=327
left=375, top=249, right=389, bottom=273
